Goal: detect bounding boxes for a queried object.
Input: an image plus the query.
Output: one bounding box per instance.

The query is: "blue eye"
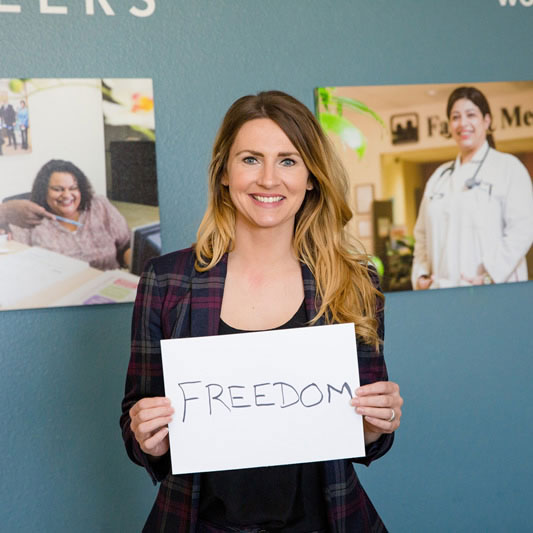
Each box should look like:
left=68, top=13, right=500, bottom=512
left=243, top=156, right=257, bottom=165
left=280, top=158, right=296, bottom=167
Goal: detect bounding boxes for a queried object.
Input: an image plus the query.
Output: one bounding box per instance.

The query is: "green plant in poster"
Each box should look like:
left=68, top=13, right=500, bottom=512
left=316, top=87, right=384, bottom=158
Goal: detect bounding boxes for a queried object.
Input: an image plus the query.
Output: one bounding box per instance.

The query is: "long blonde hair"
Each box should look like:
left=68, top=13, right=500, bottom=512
left=196, top=91, right=383, bottom=347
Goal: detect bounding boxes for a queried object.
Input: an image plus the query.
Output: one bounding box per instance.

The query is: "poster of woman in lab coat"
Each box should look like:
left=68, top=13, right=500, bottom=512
left=315, top=81, right=533, bottom=292
left=411, top=86, right=533, bottom=290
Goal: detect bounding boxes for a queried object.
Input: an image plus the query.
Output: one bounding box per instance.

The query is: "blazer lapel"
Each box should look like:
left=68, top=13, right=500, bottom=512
left=301, top=262, right=324, bottom=325
left=190, top=253, right=228, bottom=338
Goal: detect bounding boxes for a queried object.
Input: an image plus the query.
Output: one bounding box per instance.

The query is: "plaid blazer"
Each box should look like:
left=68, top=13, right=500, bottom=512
left=121, top=248, right=393, bottom=533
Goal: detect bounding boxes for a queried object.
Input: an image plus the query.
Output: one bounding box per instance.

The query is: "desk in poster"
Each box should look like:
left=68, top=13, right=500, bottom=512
left=0, top=240, right=139, bottom=310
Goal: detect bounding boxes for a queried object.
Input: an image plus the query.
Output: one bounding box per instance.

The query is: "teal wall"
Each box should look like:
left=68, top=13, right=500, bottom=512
left=1, top=1, right=532, bottom=531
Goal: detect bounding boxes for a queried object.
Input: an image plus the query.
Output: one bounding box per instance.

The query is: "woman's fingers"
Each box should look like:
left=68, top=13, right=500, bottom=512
left=351, top=381, right=403, bottom=436
left=355, top=406, right=401, bottom=420
left=130, top=396, right=171, bottom=415
left=354, top=393, right=394, bottom=408
left=357, top=407, right=402, bottom=432
left=356, top=380, right=400, bottom=397
left=133, top=404, right=174, bottom=425
left=416, top=274, right=434, bottom=290
left=129, top=397, right=174, bottom=456
left=135, top=414, right=173, bottom=436
left=142, top=427, right=170, bottom=455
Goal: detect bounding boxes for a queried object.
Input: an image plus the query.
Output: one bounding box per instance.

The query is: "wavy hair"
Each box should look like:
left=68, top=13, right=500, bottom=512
left=31, top=159, right=93, bottom=212
left=195, top=91, right=382, bottom=347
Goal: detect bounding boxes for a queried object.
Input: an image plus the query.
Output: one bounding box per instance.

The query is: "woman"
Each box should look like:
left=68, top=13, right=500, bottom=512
left=412, top=86, right=533, bottom=290
left=121, top=91, right=403, bottom=532
left=10, top=159, right=131, bottom=271
left=17, top=100, right=29, bottom=150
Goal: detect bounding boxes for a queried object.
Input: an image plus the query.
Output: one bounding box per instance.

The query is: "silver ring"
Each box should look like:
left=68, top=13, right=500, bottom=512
left=387, top=409, right=396, bottom=423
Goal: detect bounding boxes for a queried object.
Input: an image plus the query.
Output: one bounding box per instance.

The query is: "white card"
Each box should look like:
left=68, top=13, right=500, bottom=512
left=161, top=323, right=365, bottom=474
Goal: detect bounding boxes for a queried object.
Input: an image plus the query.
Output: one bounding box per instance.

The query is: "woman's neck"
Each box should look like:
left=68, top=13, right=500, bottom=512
left=459, top=141, right=488, bottom=165
left=230, top=221, right=298, bottom=272
left=57, top=211, right=80, bottom=232
left=459, top=149, right=476, bottom=165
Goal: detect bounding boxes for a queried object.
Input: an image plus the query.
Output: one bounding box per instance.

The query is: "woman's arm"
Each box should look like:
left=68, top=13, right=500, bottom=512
left=120, top=261, right=172, bottom=483
left=481, top=157, right=533, bottom=282
left=0, top=199, right=55, bottom=228
left=352, top=268, right=402, bottom=464
left=98, top=196, right=132, bottom=268
left=411, top=194, right=433, bottom=290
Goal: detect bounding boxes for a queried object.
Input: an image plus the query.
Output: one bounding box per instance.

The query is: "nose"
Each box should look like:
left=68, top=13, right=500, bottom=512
left=457, top=114, right=469, bottom=128
left=256, top=160, right=280, bottom=189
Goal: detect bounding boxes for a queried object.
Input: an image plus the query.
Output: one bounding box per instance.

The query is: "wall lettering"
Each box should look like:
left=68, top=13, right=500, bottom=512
left=427, top=115, right=449, bottom=138
left=40, top=0, right=67, bottom=15
left=501, top=105, right=533, bottom=128
left=85, top=0, right=114, bottom=16
left=0, top=0, right=155, bottom=16
left=498, top=0, right=533, bottom=6
left=0, top=0, right=21, bottom=12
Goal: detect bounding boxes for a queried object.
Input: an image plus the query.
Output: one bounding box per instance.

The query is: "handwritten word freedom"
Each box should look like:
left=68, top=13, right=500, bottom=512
left=177, top=380, right=354, bottom=422
left=0, top=0, right=155, bottom=17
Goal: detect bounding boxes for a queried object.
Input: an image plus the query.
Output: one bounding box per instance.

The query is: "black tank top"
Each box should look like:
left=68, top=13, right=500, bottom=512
left=199, top=300, right=328, bottom=532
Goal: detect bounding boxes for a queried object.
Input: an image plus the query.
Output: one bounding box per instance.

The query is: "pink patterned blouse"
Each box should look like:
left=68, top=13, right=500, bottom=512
left=10, top=195, right=131, bottom=271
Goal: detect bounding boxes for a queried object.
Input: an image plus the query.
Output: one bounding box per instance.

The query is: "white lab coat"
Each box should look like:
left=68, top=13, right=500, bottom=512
left=412, top=142, right=533, bottom=289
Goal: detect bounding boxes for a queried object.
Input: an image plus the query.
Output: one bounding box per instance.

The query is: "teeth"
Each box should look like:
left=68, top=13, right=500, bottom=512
left=253, top=195, right=283, bottom=203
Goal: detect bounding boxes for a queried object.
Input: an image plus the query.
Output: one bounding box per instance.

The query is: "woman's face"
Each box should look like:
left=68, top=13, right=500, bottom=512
left=46, top=171, right=82, bottom=219
left=223, top=118, right=312, bottom=236
left=449, top=98, right=491, bottom=156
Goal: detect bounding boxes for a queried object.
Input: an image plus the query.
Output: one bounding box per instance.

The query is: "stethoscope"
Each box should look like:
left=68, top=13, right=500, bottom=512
left=429, top=145, right=491, bottom=200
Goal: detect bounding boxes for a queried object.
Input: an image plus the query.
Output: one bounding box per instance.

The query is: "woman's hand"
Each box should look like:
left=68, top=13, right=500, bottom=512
left=416, top=274, right=433, bottom=290
left=461, top=272, right=492, bottom=286
left=0, top=199, right=55, bottom=228
left=122, top=247, right=132, bottom=269
left=351, top=381, right=403, bottom=446
left=129, top=397, right=174, bottom=458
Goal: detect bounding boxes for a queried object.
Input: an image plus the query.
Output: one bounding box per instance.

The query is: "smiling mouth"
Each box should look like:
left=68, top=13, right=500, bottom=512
left=251, top=195, right=284, bottom=203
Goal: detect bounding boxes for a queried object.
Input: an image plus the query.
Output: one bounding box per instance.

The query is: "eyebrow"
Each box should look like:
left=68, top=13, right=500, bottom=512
left=234, top=150, right=301, bottom=157
left=451, top=107, right=478, bottom=114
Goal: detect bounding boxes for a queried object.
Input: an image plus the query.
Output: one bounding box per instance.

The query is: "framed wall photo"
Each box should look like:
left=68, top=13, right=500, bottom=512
left=316, top=81, right=533, bottom=292
left=0, top=78, right=161, bottom=311
left=355, top=184, right=374, bottom=214
left=357, top=219, right=372, bottom=239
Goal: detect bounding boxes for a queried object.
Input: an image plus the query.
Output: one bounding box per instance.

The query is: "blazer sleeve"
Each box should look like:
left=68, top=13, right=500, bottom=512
left=120, top=260, right=171, bottom=483
left=353, top=266, right=394, bottom=466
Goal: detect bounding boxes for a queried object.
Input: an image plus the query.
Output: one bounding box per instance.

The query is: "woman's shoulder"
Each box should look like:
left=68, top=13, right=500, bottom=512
left=89, top=195, right=114, bottom=211
left=490, top=148, right=528, bottom=169
left=488, top=149, right=531, bottom=184
left=147, top=246, right=197, bottom=278
left=83, top=195, right=112, bottom=220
